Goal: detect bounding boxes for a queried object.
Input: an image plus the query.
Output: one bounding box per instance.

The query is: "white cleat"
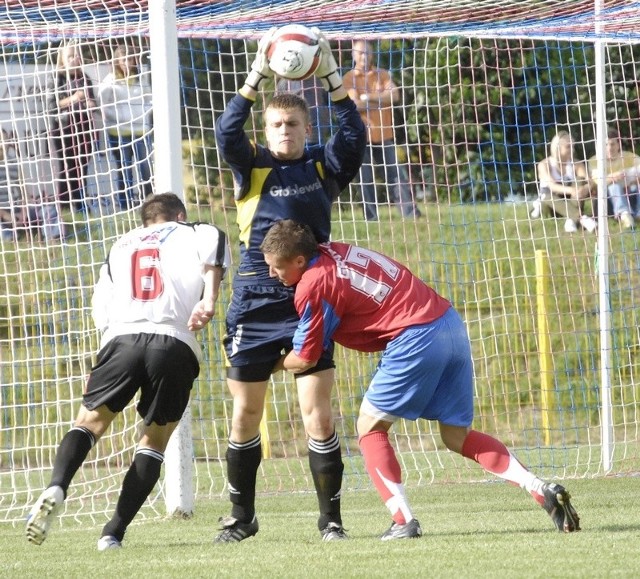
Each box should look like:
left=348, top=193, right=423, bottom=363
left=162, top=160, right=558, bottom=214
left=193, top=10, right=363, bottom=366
left=97, top=535, right=123, bottom=551
left=25, top=485, right=65, bottom=545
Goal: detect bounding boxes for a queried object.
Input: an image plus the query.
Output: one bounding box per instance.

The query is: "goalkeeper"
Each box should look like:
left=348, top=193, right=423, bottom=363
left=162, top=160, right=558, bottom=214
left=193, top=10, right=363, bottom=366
left=213, top=28, right=366, bottom=542
left=25, top=193, right=230, bottom=550
left=261, top=219, right=581, bottom=540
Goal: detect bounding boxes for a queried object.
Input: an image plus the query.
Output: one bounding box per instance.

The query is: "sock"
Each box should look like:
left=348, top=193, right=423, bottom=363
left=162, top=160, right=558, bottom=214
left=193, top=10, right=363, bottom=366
left=461, top=429, right=545, bottom=503
left=359, top=430, right=413, bottom=525
left=101, top=448, right=164, bottom=542
left=50, top=426, right=96, bottom=497
left=308, top=431, right=344, bottom=530
left=226, top=435, right=261, bottom=523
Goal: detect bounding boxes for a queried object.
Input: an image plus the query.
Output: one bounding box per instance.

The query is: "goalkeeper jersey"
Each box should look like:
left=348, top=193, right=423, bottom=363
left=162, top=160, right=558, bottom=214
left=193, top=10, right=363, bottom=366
left=92, top=221, right=229, bottom=359
left=215, top=93, right=366, bottom=285
left=292, top=242, right=451, bottom=361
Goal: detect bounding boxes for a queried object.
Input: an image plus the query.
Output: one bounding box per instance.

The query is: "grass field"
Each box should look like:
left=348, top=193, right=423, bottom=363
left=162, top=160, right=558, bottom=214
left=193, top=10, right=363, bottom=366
left=1, top=477, right=637, bottom=578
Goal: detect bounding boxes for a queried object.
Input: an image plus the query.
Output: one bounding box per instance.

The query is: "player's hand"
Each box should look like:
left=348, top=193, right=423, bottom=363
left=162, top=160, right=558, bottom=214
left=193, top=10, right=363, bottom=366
left=244, top=27, right=276, bottom=91
left=187, top=300, right=214, bottom=331
left=310, top=27, right=343, bottom=93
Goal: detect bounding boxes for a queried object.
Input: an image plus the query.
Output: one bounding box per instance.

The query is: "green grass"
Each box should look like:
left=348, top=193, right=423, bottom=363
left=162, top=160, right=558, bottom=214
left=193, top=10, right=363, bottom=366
left=1, top=477, right=637, bottom=578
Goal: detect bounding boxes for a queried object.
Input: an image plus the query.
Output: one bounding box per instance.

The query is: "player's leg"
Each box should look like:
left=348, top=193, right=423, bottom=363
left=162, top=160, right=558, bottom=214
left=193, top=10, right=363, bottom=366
left=435, top=309, right=580, bottom=532
left=215, top=284, right=293, bottom=543
left=26, top=333, right=142, bottom=545
left=296, top=367, right=346, bottom=540
left=357, top=406, right=421, bottom=541
left=440, top=423, right=580, bottom=532
left=98, top=335, right=200, bottom=549
left=25, top=404, right=115, bottom=545
left=357, top=326, right=441, bottom=540
left=98, top=422, right=177, bottom=551
left=213, top=376, right=267, bottom=543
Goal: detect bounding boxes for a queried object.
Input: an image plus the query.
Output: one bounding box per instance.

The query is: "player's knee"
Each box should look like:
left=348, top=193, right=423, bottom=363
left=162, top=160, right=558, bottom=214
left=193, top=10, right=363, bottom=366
left=303, top=412, right=335, bottom=440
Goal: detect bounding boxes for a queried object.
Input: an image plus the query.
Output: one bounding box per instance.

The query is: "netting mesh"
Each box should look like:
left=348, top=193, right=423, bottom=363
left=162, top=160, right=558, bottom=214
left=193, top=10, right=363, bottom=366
left=3, top=0, right=640, bottom=526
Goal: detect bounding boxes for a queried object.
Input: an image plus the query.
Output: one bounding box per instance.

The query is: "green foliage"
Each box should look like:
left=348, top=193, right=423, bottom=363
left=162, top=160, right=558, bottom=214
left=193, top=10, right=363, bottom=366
left=380, top=39, right=639, bottom=202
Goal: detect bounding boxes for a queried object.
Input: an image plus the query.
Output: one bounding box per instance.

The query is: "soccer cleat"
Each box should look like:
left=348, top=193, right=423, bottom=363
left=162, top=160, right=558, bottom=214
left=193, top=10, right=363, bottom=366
left=25, top=485, right=65, bottom=546
left=320, top=522, right=348, bottom=541
left=97, top=535, right=122, bottom=551
left=541, top=483, right=581, bottom=532
left=380, top=518, right=423, bottom=541
left=213, top=515, right=259, bottom=543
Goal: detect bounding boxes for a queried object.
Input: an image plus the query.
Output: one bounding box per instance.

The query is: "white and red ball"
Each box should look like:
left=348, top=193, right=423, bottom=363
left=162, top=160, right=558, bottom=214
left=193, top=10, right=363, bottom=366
left=267, top=24, right=321, bottom=81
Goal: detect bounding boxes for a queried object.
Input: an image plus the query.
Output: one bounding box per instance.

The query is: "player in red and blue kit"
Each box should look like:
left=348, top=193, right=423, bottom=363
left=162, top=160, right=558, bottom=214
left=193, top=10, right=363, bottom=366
left=262, top=219, right=581, bottom=540
left=213, top=28, right=366, bottom=542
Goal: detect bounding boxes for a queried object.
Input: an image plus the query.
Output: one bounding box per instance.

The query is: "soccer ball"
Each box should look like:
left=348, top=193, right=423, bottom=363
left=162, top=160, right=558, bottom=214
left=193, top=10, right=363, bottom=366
left=267, top=24, right=321, bottom=81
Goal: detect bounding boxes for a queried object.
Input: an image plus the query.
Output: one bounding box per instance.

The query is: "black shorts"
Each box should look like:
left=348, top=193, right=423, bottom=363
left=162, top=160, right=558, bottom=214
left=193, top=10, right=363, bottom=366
left=83, top=333, right=200, bottom=426
left=223, top=283, right=335, bottom=382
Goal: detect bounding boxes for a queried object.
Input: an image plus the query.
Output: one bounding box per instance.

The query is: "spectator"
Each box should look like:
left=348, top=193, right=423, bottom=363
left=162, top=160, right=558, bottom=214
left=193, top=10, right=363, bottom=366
left=0, top=131, right=63, bottom=242
left=99, top=43, right=154, bottom=211
left=213, top=27, right=365, bottom=543
left=276, top=77, right=331, bottom=146
left=534, top=130, right=596, bottom=233
left=588, top=126, right=640, bottom=230
left=262, top=219, right=581, bottom=539
left=0, top=129, right=22, bottom=241
left=25, top=192, right=230, bottom=550
left=342, top=40, right=421, bottom=221
left=47, top=41, right=98, bottom=214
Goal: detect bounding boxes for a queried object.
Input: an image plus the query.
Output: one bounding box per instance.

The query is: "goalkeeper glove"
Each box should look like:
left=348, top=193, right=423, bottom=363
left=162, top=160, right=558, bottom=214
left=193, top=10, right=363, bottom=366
left=311, top=28, right=343, bottom=93
left=244, top=27, right=276, bottom=91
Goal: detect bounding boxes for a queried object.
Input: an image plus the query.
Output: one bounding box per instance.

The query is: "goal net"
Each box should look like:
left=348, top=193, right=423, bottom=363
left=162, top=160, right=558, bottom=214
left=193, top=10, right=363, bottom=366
left=2, top=0, right=640, bottom=526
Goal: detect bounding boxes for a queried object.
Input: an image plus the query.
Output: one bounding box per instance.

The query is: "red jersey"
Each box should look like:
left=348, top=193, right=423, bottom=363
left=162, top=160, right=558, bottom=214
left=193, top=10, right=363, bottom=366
left=292, top=242, right=451, bottom=361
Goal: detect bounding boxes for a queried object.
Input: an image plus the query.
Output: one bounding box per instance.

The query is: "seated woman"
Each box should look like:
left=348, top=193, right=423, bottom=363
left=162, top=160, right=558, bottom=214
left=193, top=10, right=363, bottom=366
left=588, top=126, right=640, bottom=230
left=533, top=130, right=596, bottom=233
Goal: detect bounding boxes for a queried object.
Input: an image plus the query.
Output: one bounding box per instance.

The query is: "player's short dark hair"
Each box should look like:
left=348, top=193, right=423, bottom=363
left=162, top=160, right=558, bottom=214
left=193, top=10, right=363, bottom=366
left=265, top=92, right=310, bottom=124
left=140, top=192, right=187, bottom=226
left=260, top=219, right=318, bottom=261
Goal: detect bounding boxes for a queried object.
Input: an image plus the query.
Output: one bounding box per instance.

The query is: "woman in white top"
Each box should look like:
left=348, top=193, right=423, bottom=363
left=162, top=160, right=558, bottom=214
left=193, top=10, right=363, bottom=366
left=99, top=44, right=153, bottom=210
left=534, top=130, right=596, bottom=233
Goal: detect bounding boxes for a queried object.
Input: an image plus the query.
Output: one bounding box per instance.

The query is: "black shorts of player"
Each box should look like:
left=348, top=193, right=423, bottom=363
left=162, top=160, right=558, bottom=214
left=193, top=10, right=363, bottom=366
left=83, top=333, right=200, bottom=426
left=224, top=282, right=335, bottom=382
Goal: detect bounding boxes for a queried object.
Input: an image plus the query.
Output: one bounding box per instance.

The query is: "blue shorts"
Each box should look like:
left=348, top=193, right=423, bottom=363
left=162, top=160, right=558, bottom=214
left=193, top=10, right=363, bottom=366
left=363, top=307, right=474, bottom=427
left=223, top=282, right=334, bottom=380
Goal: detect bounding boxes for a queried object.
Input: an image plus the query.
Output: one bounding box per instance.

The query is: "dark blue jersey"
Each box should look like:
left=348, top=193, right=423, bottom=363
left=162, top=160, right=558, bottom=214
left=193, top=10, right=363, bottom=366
left=215, top=93, right=366, bottom=285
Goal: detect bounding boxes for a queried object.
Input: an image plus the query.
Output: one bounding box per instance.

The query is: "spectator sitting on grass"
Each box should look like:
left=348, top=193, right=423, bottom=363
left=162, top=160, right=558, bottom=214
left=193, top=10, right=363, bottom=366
left=588, top=126, right=640, bottom=230
left=533, top=129, right=596, bottom=234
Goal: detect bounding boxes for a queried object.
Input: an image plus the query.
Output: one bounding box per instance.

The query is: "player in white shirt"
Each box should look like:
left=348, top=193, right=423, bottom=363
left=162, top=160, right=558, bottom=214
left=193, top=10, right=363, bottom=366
left=25, top=192, right=229, bottom=551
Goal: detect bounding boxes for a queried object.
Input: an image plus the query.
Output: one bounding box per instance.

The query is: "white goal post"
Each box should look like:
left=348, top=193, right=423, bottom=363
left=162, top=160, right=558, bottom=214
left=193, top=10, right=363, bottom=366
left=2, top=0, right=640, bottom=527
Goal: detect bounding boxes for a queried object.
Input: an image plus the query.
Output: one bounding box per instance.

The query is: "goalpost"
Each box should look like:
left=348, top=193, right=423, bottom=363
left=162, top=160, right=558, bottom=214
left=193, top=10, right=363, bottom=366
left=2, top=0, right=640, bottom=527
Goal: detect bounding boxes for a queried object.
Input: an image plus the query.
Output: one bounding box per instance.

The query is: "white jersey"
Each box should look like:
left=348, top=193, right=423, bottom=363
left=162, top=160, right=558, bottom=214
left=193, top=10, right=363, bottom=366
left=92, top=221, right=229, bottom=360
left=99, top=71, right=153, bottom=137
left=540, top=157, right=579, bottom=189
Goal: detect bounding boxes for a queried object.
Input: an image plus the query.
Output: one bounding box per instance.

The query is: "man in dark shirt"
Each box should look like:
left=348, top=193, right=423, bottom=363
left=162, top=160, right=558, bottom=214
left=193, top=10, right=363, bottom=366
left=213, top=27, right=366, bottom=543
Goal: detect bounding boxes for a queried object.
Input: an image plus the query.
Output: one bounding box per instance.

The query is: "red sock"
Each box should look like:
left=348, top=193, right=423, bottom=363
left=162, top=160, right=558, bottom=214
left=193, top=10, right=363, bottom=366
left=359, top=430, right=408, bottom=525
left=461, top=429, right=511, bottom=474
left=461, top=430, right=543, bottom=503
